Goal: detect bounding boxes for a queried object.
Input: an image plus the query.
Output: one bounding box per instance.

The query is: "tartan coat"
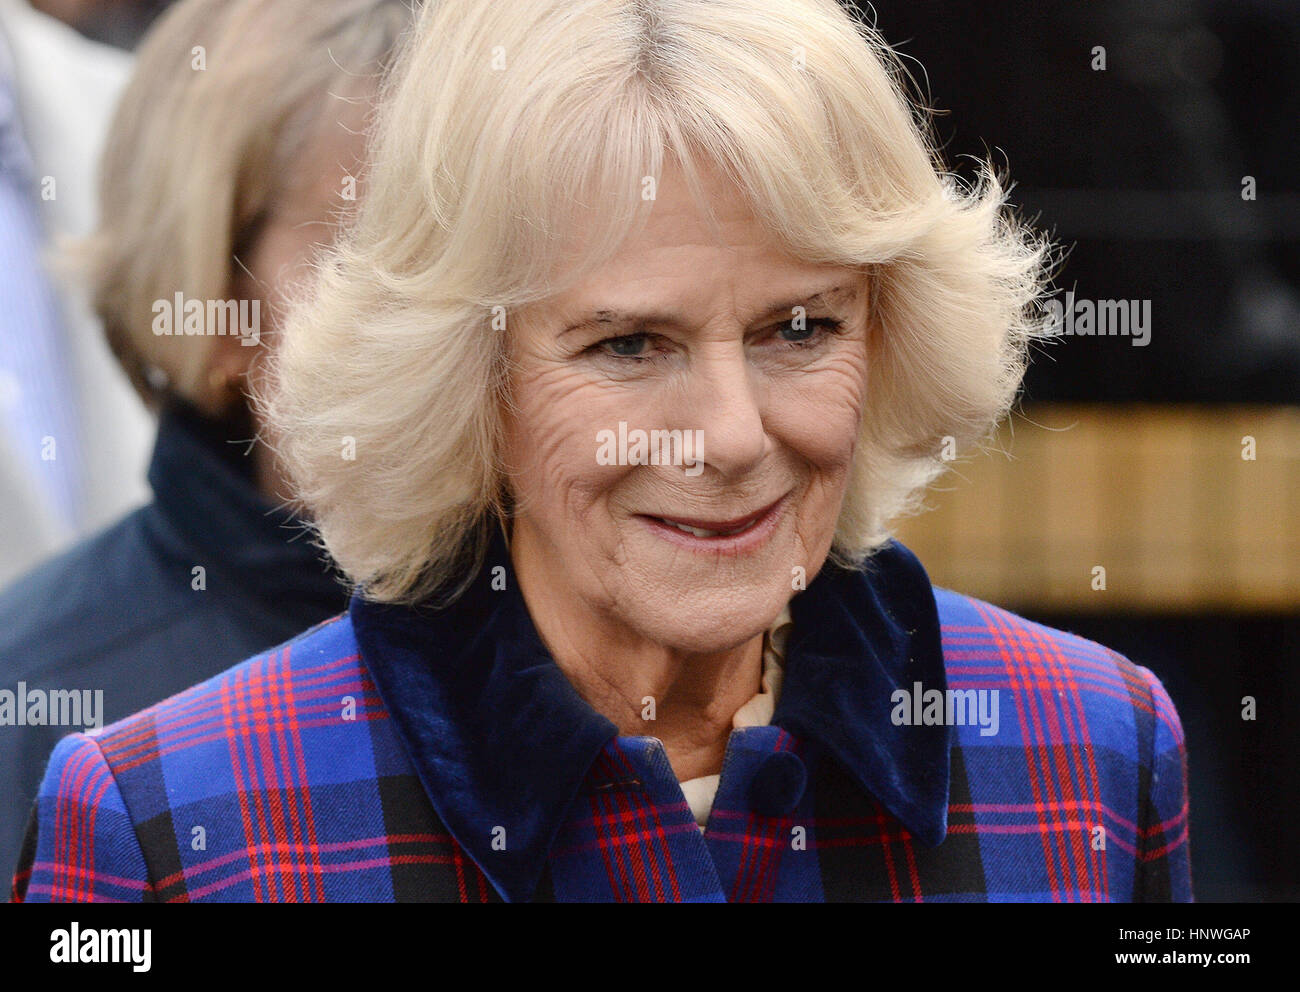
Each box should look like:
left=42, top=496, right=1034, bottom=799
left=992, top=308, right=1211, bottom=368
left=11, top=534, right=1191, bottom=903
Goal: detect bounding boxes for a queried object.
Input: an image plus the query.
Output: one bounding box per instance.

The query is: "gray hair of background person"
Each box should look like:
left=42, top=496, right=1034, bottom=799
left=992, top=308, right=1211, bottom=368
left=72, top=0, right=416, bottom=416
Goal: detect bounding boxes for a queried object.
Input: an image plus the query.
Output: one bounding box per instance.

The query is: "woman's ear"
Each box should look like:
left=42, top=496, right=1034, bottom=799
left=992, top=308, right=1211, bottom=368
left=191, top=254, right=271, bottom=417
left=201, top=333, right=256, bottom=417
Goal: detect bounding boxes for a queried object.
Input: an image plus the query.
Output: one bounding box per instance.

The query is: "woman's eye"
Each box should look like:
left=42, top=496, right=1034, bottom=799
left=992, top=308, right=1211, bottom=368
left=777, top=321, right=816, bottom=343
left=600, top=333, right=652, bottom=358
left=590, top=319, right=843, bottom=362
left=773, top=317, right=842, bottom=346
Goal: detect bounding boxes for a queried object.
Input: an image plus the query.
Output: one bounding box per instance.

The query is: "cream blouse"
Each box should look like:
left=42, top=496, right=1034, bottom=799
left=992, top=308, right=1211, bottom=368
left=678, top=604, right=794, bottom=829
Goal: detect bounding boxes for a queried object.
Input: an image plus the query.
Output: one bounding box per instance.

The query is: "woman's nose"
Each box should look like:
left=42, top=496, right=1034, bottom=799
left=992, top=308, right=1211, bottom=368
left=674, top=345, right=767, bottom=478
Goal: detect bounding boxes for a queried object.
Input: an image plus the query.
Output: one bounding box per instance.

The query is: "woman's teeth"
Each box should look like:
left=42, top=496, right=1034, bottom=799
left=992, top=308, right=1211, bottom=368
left=663, top=518, right=753, bottom=538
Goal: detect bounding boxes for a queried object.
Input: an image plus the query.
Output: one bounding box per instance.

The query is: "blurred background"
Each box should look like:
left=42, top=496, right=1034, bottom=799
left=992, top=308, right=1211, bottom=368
left=865, top=0, right=1300, bottom=902
left=1, top=0, right=1295, bottom=899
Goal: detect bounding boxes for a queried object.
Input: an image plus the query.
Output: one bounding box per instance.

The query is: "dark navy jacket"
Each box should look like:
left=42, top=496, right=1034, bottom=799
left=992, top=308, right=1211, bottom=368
left=0, top=401, right=347, bottom=877
left=12, top=525, right=1190, bottom=902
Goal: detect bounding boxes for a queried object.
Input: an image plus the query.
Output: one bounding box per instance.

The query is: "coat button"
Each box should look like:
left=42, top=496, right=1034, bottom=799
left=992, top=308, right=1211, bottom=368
left=748, top=751, right=807, bottom=817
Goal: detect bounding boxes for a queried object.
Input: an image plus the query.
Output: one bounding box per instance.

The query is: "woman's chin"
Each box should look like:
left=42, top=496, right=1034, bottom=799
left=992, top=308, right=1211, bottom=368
left=616, top=588, right=791, bottom=656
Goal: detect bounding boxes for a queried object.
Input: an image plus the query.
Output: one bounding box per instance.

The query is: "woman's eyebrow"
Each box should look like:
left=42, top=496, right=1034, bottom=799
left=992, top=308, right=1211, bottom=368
left=753, top=284, right=858, bottom=322
left=559, top=283, right=858, bottom=337
left=559, top=309, right=658, bottom=337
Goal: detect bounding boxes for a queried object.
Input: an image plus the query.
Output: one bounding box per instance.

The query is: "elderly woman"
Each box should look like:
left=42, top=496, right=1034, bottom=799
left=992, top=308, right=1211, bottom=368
left=0, top=0, right=412, bottom=879
left=14, top=0, right=1189, bottom=903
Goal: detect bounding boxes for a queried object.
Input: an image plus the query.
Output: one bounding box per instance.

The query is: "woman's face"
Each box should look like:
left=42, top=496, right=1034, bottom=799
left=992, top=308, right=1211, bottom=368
left=229, top=119, right=370, bottom=366
left=504, top=163, right=870, bottom=654
left=224, top=108, right=370, bottom=500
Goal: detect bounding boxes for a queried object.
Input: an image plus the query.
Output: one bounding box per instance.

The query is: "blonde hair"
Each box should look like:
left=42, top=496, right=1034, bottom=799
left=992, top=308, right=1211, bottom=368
left=269, top=0, right=1052, bottom=603
left=77, top=0, right=416, bottom=410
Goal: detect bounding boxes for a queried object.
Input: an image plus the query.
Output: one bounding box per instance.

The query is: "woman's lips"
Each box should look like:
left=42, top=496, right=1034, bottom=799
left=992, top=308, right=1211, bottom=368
left=636, top=494, right=787, bottom=551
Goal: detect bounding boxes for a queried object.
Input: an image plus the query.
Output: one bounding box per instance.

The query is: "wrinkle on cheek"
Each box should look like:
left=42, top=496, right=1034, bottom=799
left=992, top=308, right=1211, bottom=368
left=767, top=360, right=862, bottom=578
left=508, top=356, right=641, bottom=544
left=791, top=468, right=849, bottom=577
left=590, top=532, right=638, bottom=616
left=516, top=425, right=612, bottom=523
left=509, top=366, right=592, bottom=462
left=768, top=381, right=864, bottom=467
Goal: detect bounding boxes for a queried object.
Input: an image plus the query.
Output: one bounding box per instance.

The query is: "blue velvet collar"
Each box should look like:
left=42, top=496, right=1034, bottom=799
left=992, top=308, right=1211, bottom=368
left=349, top=527, right=949, bottom=902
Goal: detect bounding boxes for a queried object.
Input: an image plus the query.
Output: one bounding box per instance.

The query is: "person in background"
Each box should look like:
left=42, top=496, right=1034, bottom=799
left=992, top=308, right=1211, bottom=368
left=0, top=0, right=415, bottom=879
left=0, top=0, right=148, bottom=586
